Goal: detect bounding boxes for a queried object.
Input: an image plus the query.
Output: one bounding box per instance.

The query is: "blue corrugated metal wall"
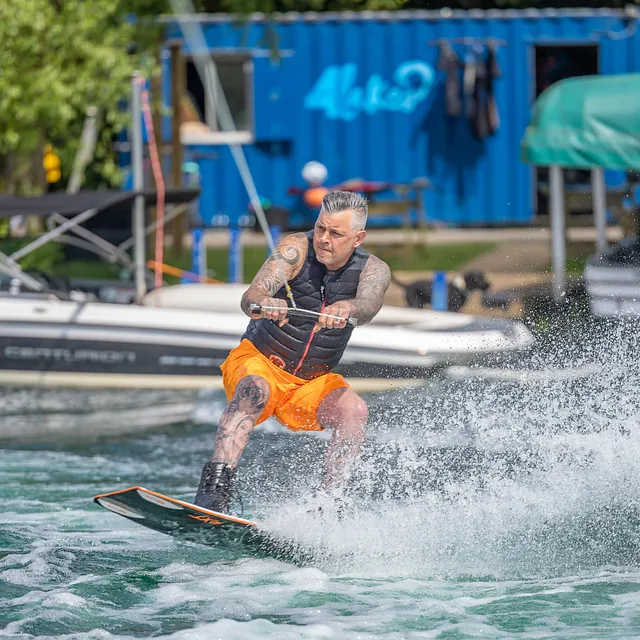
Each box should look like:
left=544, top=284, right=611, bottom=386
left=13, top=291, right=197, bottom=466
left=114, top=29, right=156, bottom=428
left=161, top=9, right=640, bottom=227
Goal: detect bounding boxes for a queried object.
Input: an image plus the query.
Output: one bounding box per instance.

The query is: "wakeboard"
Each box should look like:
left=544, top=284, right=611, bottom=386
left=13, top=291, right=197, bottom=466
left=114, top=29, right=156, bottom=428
left=94, top=486, right=268, bottom=550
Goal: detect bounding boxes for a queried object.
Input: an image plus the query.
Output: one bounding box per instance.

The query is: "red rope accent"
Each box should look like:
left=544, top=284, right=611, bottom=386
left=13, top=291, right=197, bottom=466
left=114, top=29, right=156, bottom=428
left=139, top=79, right=165, bottom=290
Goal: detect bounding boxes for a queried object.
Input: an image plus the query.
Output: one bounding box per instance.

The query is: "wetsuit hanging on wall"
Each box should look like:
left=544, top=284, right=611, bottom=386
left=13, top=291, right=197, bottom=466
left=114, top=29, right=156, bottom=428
left=486, top=44, right=501, bottom=136
left=437, top=42, right=462, bottom=118
left=474, top=46, right=490, bottom=140
left=463, top=48, right=477, bottom=124
left=465, top=45, right=491, bottom=140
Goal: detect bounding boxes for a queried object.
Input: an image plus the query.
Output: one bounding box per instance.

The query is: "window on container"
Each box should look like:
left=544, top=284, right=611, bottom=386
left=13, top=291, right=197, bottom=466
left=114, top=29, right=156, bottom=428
left=181, top=54, right=253, bottom=144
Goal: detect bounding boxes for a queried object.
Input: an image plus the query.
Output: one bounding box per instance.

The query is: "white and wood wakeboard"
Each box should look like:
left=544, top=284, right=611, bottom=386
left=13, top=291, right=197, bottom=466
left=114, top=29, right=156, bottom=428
left=94, top=486, right=263, bottom=549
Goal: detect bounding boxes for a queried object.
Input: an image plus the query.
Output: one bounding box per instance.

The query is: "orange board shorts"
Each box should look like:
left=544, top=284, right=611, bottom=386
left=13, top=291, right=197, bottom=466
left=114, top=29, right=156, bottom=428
left=219, top=339, right=349, bottom=432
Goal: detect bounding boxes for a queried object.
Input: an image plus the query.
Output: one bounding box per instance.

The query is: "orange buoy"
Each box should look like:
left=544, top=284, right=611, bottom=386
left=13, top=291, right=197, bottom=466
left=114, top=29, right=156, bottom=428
left=303, top=186, right=329, bottom=209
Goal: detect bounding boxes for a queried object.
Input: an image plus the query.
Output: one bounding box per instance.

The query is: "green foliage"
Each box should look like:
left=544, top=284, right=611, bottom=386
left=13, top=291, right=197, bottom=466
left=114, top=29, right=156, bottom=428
left=0, top=0, right=169, bottom=194
left=0, top=238, right=65, bottom=272
left=0, top=218, right=64, bottom=271
left=0, top=0, right=409, bottom=195
left=5, top=0, right=623, bottom=197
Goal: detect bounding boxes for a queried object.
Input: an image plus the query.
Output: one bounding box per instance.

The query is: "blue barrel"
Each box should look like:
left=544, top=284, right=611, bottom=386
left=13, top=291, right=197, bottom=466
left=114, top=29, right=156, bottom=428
left=190, top=227, right=205, bottom=280
left=228, top=227, right=243, bottom=283
left=431, top=271, right=448, bottom=311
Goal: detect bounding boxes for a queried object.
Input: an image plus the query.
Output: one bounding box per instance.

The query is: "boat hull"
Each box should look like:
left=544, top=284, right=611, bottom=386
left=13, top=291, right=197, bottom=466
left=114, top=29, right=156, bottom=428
left=0, top=295, right=534, bottom=388
left=584, top=238, right=640, bottom=317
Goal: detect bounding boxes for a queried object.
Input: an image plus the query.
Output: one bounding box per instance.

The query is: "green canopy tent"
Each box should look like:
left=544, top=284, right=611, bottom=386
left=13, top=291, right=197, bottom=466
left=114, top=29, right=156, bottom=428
left=521, top=73, right=640, bottom=301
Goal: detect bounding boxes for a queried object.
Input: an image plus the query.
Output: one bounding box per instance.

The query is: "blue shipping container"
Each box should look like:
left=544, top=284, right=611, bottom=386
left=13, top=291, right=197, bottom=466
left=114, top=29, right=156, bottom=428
left=157, top=8, right=640, bottom=228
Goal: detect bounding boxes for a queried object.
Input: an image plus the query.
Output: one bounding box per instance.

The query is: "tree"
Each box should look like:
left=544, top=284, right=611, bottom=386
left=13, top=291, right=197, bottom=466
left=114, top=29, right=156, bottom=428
left=0, top=0, right=169, bottom=194
left=0, top=0, right=412, bottom=195
left=1, top=0, right=628, bottom=196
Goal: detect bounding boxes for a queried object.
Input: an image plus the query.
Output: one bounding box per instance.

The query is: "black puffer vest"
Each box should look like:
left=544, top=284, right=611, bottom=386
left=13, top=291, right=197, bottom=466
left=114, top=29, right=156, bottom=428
left=244, top=231, right=370, bottom=380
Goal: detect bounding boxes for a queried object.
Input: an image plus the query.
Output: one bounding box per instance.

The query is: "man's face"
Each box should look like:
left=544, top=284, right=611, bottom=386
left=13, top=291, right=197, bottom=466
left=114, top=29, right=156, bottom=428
left=313, top=209, right=366, bottom=270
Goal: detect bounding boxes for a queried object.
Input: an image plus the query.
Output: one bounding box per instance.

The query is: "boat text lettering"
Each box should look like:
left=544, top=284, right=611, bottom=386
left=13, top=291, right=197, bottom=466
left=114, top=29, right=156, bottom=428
left=4, top=346, right=137, bottom=364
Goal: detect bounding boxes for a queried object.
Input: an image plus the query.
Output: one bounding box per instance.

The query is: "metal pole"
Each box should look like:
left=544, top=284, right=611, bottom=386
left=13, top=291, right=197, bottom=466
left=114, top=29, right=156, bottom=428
left=549, top=165, right=566, bottom=303
left=131, top=72, right=147, bottom=303
left=592, top=167, right=607, bottom=254
left=118, top=203, right=187, bottom=253
left=10, top=207, right=99, bottom=261
left=170, top=0, right=297, bottom=308
left=185, top=163, right=206, bottom=280
left=0, top=254, right=46, bottom=291
left=50, top=212, right=132, bottom=266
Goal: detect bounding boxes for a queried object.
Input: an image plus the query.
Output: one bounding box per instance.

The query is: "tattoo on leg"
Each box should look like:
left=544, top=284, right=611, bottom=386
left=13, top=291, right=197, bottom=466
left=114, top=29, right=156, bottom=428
left=236, top=380, right=266, bottom=412
left=212, top=376, right=269, bottom=469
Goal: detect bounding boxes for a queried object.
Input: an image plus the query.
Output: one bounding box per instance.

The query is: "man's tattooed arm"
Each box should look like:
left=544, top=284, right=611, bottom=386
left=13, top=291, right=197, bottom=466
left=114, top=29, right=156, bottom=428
left=349, top=255, right=391, bottom=325
left=313, top=255, right=391, bottom=330
left=240, top=233, right=308, bottom=319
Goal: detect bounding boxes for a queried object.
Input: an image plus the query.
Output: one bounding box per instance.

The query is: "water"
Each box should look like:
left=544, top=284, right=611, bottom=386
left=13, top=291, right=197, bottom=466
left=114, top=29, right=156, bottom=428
left=3, top=322, right=640, bottom=638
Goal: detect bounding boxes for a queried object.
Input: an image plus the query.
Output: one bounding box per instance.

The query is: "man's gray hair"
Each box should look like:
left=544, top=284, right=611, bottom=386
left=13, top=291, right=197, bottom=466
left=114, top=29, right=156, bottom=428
left=320, top=190, right=368, bottom=230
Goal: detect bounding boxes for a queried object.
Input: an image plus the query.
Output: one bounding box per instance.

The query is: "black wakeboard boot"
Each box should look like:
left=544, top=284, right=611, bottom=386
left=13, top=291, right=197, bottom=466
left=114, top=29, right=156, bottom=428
left=194, top=461, right=235, bottom=514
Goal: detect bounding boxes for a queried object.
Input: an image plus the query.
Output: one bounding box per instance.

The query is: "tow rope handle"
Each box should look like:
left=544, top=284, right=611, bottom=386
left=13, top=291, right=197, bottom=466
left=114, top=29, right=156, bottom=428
left=249, top=303, right=358, bottom=328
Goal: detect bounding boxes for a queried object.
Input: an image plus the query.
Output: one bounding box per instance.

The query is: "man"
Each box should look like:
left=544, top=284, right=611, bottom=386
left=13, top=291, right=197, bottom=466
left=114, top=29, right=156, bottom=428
left=194, top=190, right=391, bottom=513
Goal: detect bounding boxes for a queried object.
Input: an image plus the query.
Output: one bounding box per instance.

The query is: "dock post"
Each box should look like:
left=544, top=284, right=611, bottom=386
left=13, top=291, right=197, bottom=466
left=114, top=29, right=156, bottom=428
left=549, top=165, right=566, bottom=303
left=131, top=72, right=147, bottom=303
left=592, top=168, right=607, bottom=254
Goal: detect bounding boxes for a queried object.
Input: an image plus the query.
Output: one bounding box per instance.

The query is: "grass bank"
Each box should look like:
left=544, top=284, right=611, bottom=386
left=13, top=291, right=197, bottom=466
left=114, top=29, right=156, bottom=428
left=542, top=241, right=596, bottom=274
left=51, top=242, right=497, bottom=284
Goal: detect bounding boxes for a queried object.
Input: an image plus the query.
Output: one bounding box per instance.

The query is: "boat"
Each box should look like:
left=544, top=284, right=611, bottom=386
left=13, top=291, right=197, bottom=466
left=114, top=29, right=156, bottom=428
left=0, top=190, right=535, bottom=390
left=142, top=282, right=536, bottom=377
left=0, top=284, right=534, bottom=389
left=584, top=237, right=640, bottom=317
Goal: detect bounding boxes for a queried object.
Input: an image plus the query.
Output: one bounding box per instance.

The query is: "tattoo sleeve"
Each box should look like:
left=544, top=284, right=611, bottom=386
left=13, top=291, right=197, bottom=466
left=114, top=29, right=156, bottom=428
left=240, top=233, right=308, bottom=316
left=212, top=376, right=268, bottom=469
left=348, top=255, right=391, bottom=325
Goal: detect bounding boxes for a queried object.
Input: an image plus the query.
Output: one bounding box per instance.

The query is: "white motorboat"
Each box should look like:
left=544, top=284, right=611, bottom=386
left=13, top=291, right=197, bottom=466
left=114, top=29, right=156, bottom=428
left=0, top=282, right=534, bottom=389
left=0, top=190, right=534, bottom=390
left=584, top=237, right=640, bottom=317
left=142, top=282, right=536, bottom=376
